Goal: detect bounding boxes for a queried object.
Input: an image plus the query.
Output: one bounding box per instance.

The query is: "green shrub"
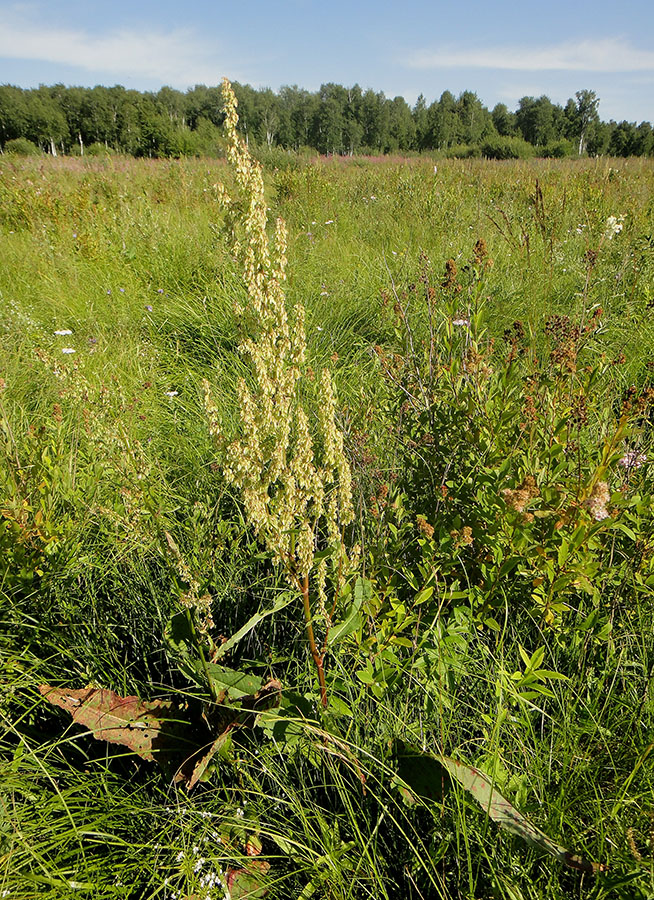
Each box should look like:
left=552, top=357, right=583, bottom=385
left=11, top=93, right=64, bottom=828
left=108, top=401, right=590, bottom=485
left=444, top=143, right=475, bottom=159
left=251, top=143, right=304, bottom=171
left=445, top=143, right=482, bottom=159
left=86, top=142, right=116, bottom=156
left=542, top=138, right=576, bottom=158
left=370, top=243, right=654, bottom=638
left=481, top=136, right=535, bottom=159
left=3, top=137, right=40, bottom=156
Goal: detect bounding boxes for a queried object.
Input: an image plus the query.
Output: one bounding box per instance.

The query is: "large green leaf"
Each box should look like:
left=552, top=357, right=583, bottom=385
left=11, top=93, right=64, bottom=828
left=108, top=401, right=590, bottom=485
left=393, top=741, right=606, bottom=875
left=200, top=663, right=264, bottom=700
left=327, top=577, right=369, bottom=645
left=211, top=592, right=295, bottom=661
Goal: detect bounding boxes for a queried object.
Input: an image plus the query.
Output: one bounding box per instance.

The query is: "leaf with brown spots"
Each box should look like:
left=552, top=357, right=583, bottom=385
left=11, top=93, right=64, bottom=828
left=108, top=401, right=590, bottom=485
left=39, top=685, right=189, bottom=762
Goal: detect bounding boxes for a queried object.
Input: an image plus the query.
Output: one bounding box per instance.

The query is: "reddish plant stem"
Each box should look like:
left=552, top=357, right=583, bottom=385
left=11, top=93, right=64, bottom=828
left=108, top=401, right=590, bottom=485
left=298, top=572, right=328, bottom=707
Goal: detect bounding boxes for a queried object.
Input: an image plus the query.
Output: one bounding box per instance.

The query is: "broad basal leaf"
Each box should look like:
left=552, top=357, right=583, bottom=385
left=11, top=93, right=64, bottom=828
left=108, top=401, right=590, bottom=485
left=200, top=664, right=264, bottom=701
left=393, top=741, right=606, bottom=875
left=185, top=680, right=282, bottom=789
left=42, top=676, right=283, bottom=792
left=39, top=685, right=188, bottom=762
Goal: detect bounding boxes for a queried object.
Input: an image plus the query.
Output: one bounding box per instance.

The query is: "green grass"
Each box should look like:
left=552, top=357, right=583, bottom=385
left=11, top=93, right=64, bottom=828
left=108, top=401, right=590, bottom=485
left=1, top=152, right=654, bottom=899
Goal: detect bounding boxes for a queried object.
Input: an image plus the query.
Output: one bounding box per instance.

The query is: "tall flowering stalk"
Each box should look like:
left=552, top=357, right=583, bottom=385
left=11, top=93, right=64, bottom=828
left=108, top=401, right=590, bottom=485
left=203, top=78, right=357, bottom=705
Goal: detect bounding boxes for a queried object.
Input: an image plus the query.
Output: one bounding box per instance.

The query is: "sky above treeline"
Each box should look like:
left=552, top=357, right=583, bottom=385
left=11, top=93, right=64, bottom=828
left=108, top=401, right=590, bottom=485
left=1, top=0, right=653, bottom=123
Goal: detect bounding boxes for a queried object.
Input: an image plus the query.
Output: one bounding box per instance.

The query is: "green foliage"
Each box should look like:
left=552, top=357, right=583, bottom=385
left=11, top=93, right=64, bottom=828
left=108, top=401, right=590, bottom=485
left=481, top=136, right=535, bottom=159
left=3, top=136, right=40, bottom=156
left=370, top=245, right=654, bottom=635
left=85, top=141, right=116, bottom=156
left=0, top=80, right=652, bottom=159
left=542, top=138, right=576, bottom=158
left=444, top=142, right=482, bottom=158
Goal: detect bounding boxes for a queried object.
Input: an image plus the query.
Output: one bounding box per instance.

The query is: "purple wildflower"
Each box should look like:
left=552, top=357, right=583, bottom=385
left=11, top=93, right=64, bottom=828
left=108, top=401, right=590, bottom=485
left=619, top=450, right=646, bottom=470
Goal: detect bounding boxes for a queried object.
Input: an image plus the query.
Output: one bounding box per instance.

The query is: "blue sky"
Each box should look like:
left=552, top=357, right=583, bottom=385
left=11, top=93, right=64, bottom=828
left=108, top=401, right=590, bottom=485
left=1, top=0, right=653, bottom=122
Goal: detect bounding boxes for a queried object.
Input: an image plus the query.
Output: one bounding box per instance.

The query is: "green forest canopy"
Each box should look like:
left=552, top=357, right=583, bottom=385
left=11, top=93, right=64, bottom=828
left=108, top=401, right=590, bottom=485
left=0, top=81, right=652, bottom=159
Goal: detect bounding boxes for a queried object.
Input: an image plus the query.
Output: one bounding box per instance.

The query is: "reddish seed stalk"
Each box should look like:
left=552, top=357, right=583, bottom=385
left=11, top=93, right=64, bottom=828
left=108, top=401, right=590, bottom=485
left=299, top=572, right=328, bottom=707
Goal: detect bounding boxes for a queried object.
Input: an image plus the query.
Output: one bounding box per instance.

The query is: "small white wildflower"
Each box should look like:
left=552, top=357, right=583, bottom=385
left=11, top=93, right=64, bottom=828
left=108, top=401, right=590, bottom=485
left=54, top=329, right=73, bottom=335
left=324, top=219, right=334, bottom=224
left=452, top=318, right=470, bottom=327
left=605, top=214, right=625, bottom=240
left=61, top=347, right=76, bottom=354
left=164, top=390, right=179, bottom=397
left=175, top=850, right=185, bottom=862
left=320, top=291, right=329, bottom=296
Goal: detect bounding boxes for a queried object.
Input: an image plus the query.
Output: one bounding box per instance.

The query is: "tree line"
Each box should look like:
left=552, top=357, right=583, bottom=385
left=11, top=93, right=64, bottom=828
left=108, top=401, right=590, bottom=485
left=0, top=81, right=652, bottom=159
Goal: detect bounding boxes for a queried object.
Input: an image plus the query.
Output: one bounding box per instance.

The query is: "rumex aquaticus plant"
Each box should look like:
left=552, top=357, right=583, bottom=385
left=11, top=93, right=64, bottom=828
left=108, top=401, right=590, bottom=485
left=202, top=79, right=359, bottom=706
left=35, top=81, right=360, bottom=823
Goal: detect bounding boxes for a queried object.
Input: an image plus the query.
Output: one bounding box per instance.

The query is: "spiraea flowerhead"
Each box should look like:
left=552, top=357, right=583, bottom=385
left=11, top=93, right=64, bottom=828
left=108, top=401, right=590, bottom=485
left=619, top=449, right=646, bottom=470
left=585, top=481, right=611, bottom=520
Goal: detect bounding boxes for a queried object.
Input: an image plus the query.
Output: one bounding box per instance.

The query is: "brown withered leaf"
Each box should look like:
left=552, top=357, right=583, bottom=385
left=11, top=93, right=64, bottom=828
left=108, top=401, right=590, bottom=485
left=41, top=678, right=283, bottom=791
left=39, top=685, right=188, bottom=762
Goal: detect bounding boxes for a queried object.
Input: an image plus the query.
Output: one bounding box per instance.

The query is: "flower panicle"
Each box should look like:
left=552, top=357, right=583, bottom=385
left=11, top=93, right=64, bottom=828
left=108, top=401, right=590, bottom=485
left=204, top=78, right=356, bottom=594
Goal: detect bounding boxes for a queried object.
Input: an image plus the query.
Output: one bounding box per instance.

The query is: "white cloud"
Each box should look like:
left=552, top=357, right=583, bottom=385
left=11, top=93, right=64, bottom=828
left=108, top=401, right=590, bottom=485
left=407, top=38, right=654, bottom=73
left=0, top=10, right=226, bottom=87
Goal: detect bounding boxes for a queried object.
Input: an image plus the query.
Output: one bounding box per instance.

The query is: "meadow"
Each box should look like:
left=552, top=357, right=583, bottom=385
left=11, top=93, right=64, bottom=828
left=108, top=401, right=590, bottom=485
left=1, top=112, right=654, bottom=900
